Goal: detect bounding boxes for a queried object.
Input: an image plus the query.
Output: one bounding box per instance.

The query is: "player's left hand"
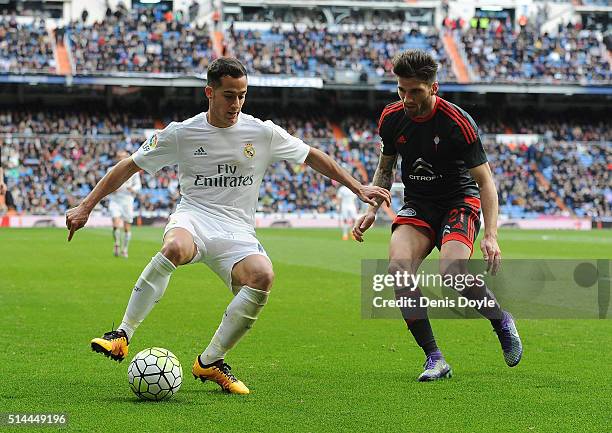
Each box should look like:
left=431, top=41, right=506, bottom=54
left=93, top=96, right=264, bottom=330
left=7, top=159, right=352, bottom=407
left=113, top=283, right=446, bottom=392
left=0, top=180, right=6, bottom=195
left=65, top=203, right=92, bottom=241
left=356, top=185, right=391, bottom=207
left=480, top=234, right=501, bottom=275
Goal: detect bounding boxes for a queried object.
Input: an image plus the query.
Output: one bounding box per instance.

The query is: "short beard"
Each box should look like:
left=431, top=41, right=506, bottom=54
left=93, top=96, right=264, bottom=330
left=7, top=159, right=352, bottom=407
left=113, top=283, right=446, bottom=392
left=414, top=95, right=434, bottom=117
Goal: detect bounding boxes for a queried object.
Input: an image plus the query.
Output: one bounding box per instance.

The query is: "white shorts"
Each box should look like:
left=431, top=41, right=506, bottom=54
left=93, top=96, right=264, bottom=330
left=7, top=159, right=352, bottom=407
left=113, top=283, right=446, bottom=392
left=109, top=197, right=135, bottom=223
left=341, top=207, right=358, bottom=222
left=164, top=208, right=269, bottom=291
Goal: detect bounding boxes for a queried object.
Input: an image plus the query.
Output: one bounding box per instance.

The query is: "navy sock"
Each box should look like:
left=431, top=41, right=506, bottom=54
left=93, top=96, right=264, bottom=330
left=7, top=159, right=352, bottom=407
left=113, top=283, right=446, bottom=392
left=406, top=319, right=439, bottom=356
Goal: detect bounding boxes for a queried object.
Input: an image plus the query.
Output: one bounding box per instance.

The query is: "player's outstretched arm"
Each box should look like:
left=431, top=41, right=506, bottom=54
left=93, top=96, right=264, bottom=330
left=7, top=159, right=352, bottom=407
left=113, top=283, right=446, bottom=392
left=352, top=153, right=397, bottom=242
left=65, top=157, right=141, bottom=241
left=304, top=147, right=391, bottom=207
left=470, top=162, right=501, bottom=274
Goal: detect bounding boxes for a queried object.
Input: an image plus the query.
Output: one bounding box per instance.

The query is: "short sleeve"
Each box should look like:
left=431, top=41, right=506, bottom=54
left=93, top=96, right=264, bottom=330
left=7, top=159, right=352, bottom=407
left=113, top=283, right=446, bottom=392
left=451, top=114, right=487, bottom=168
left=463, top=134, right=488, bottom=168
left=378, top=111, right=397, bottom=156
left=132, top=122, right=179, bottom=175
left=265, top=120, right=310, bottom=163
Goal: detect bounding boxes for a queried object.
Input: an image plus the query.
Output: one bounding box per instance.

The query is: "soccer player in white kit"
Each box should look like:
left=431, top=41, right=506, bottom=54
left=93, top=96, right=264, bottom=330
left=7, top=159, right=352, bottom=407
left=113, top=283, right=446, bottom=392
left=337, top=185, right=359, bottom=240
left=65, top=58, right=391, bottom=395
left=108, top=150, right=142, bottom=258
left=0, top=167, right=6, bottom=196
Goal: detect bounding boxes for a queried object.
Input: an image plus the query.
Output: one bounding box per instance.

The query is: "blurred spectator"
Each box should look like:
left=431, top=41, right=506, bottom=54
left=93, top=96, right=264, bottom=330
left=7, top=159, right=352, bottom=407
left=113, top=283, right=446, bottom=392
left=188, top=1, right=200, bottom=22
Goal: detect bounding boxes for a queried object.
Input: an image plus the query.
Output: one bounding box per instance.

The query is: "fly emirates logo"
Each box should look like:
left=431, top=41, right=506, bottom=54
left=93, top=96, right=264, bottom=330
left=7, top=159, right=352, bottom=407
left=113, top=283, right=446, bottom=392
left=194, top=164, right=254, bottom=187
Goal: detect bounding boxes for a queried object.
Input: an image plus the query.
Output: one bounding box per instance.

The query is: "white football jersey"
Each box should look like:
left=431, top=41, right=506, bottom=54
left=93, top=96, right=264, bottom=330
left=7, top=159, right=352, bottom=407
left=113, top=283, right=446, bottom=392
left=133, top=112, right=310, bottom=232
left=337, top=185, right=357, bottom=212
left=109, top=171, right=142, bottom=200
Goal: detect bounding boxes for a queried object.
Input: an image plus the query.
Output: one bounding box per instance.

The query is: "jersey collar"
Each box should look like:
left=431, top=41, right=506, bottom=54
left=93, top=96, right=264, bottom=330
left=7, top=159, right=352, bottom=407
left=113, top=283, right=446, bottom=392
left=204, top=111, right=242, bottom=130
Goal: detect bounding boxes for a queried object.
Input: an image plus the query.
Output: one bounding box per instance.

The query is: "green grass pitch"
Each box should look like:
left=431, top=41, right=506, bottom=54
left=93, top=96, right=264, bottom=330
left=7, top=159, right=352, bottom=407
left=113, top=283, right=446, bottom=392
left=1, top=227, right=611, bottom=432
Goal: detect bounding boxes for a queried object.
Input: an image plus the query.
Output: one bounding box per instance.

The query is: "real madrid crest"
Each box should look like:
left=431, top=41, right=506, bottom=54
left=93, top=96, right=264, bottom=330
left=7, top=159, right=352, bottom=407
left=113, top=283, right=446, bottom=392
left=243, top=143, right=255, bottom=158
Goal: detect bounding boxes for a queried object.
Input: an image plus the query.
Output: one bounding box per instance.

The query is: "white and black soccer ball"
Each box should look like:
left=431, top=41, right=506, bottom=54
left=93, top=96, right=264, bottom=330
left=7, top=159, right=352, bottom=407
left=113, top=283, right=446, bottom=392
left=127, top=347, right=183, bottom=401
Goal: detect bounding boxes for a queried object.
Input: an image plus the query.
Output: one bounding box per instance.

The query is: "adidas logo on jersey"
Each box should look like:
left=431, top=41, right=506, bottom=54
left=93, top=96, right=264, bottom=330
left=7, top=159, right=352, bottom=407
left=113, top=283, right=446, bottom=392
left=194, top=146, right=208, bottom=157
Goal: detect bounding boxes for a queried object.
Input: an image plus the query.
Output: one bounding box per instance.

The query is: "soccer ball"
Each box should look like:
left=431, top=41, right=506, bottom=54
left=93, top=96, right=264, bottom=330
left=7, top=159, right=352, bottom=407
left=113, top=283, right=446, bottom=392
left=127, top=347, right=183, bottom=401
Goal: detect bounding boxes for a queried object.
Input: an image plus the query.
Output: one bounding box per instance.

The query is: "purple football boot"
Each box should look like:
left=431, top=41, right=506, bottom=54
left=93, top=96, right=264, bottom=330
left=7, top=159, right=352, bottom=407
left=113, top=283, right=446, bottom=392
left=418, top=350, right=452, bottom=382
left=495, top=311, right=523, bottom=367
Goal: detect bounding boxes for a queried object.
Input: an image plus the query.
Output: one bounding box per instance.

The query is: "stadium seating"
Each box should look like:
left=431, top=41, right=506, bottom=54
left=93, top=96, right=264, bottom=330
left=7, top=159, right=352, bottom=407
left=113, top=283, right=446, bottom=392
left=0, top=2, right=609, bottom=218
left=0, top=16, right=56, bottom=73
left=1, top=110, right=609, bottom=218
left=226, top=24, right=455, bottom=82
left=1, top=5, right=609, bottom=85
left=461, top=22, right=611, bottom=84
left=65, top=6, right=214, bottom=74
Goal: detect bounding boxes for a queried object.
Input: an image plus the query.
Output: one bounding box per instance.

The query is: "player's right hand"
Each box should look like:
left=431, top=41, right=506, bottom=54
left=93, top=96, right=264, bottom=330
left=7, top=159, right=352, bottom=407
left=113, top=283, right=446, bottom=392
left=352, top=212, right=376, bottom=242
left=65, top=203, right=91, bottom=241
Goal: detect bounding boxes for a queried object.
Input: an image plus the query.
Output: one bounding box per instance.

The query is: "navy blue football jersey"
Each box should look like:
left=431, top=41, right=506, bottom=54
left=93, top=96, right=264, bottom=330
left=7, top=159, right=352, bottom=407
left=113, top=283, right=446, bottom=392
left=378, top=97, right=487, bottom=201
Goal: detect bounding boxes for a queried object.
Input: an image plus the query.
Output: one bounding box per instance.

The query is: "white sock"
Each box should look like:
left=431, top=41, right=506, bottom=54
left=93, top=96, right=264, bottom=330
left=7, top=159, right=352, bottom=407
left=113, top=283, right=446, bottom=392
left=123, top=231, right=132, bottom=253
left=119, top=252, right=176, bottom=340
left=200, top=286, right=269, bottom=365
left=113, top=228, right=120, bottom=246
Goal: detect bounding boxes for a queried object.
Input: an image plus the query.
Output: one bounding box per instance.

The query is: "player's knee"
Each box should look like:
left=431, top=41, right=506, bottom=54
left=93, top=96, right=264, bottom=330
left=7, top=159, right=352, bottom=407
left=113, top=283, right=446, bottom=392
left=388, top=261, right=422, bottom=295
left=161, top=239, right=191, bottom=266
left=388, top=260, right=417, bottom=276
left=387, top=262, right=404, bottom=277
left=245, top=268, right=274, bottom=291
left=439, top=259, right=467, bottom=284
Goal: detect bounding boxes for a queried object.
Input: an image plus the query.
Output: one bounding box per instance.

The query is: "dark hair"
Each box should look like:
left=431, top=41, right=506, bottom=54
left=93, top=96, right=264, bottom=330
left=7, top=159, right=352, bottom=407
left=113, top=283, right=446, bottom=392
left=206, top=57, right=247, bottom=87
left=392, top=50, right=438, bottom=83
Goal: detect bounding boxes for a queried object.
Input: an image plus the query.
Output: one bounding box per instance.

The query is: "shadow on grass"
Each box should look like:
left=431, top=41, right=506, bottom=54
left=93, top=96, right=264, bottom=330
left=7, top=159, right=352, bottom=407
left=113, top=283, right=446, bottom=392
left=99, top=388, right=248, bottom=405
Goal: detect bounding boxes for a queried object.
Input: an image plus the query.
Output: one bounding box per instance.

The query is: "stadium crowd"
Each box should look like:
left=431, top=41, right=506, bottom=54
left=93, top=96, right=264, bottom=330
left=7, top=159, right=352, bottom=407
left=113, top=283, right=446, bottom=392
left=0, top=15, right=55, bottom=74
left=1, top=4, right=609, bottom=85
left=540, top=142, right=610, bottom=218
left=1, top=110, right=610, bottom=219
left=0, top=110, right=177, bottom=216
left=65, top=4, right=214, bottom=74
left=226, top=7, right=407, bottom=26
left=226, top=24, right=455, bottom=82
left=460, top=21, right=611, bottom=83
left=259, top=116, right=367, bottom=214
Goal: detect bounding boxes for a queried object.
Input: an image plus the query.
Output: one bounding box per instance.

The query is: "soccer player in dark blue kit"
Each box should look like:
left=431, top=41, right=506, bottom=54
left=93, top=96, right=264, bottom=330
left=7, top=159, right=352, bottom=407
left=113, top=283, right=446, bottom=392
left=353, top=50, right=522, bottom=381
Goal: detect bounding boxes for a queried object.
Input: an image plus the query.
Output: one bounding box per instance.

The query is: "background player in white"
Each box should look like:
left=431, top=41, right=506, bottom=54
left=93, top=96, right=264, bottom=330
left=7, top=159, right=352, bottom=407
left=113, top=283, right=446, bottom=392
left=337, top=184, right=358, bottom=240
left=0, top=167, right=6, bottom=215
left=108, top=150, right=142, bottom=258
left=65, top=57, right=391, bottom=395
left=0, top=167, right=6, bottom=196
